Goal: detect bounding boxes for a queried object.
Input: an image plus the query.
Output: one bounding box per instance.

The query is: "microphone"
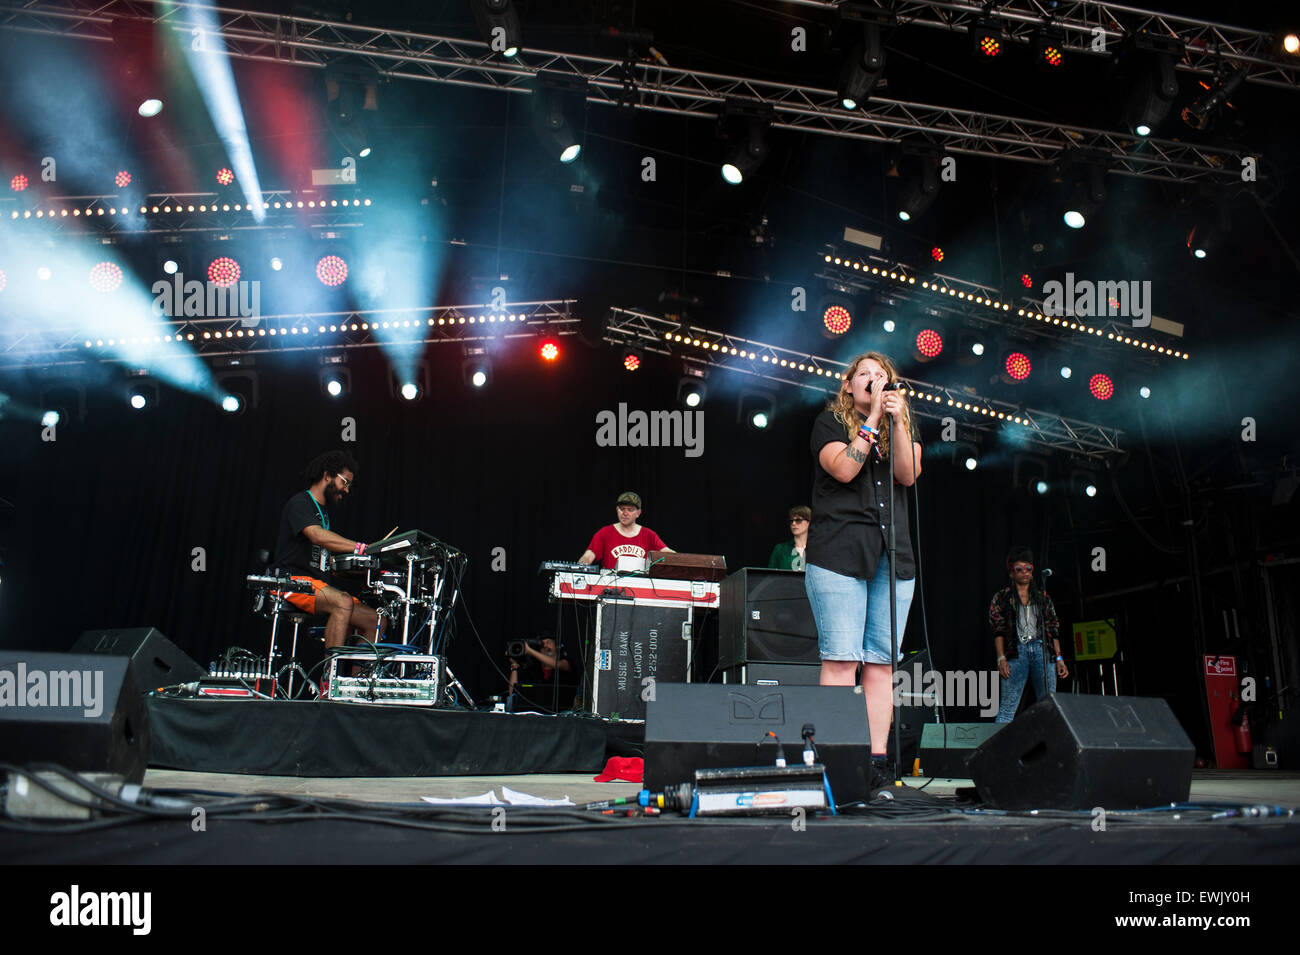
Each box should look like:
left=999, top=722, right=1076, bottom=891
left=1042, top=568, right=1053, bottom=578
left=866, top=379, right=904, bottom=394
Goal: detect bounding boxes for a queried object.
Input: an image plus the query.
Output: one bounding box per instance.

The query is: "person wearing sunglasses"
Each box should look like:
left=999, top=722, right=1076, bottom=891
left=989, top=545, right=1068, bottom=722
left=273, top=449, right=381, bottom=650
left=768, top=505, right=812, bottom=570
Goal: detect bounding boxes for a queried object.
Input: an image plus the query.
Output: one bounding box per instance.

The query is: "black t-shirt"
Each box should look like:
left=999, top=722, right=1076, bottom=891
left=805, top=408, right=917, bottom=581
left=274, top=490, right=331, bottom=581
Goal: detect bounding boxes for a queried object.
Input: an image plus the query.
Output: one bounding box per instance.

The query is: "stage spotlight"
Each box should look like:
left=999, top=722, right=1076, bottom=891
left=130, top=393, right=147, bottom=410
left=1284, top=33, right=1300, bottom=55
left=221, top=395, right=242, bottom=413
left=89, top=262, right=124, bottom=293
left=740, top=391, right=775, bottom=431
left=216, top=167, right=234, bottom=186
left=37, top=267, right=52, bottom=281
left=9, top=174, right=27, bottom=192
left=532, top=76, right=584, bottom=163
left=325, top=64, right=380, bottom=159
left=1187, top=211, right=1227, bottom=259
left=1182, top=70, right=1245, bottom=131
left=1033, top=28, right=1065, bottom=70
left=1060, top=366, right=1072, bottom=379
left=971, top=342, right=985, bottom=356
left=320, top=361, right=350, bottom=399
left=473, top=0, right=522, bottom=57
left=721, top=115, right=771, bottom=185
left=821, top=294, right=854, bottom=338
left=972, top=18, right=1005, bottom=58
left=1063, top=164, right=1107, bottom=229
left=896, top=153, right=941, bottom=221
left=42, top=410, right=60, bottom=428
left=931, top=246, right=944, bottom=262
left=622, top=348, right=643, bottom=372
left=1021, top=273, right=1033, bottom=288
left=208, top=256, right=241, bottom=288
left=138, top=98, right=163, bottom=117
left=539, top=338, right=561, bottom=362
left=912, top=324, right=943, bottom=362
left=1139, top=385, right=1151, bottom=399
left=838, top=22, right=885, bottom=110
left=678, top=376, right=706, bottom=408
left=1013, top=454, right=1049, bottom=495
left=270, top=257, right=283, bottom=271
left=1034, top=480, right=1049, bottom=495
left=1070, top=470, right=1100, bottom=498
left=1089, top=373, right=1114, bottom=400
left=956, top=332, right=984, bottom=367
left=463, top=350, right=492, bottom=388
left=1001, top=350, right=1032, bottom=383
left=115, top=170, right=132, bottom=188
left=400, top=382, right=419, bottom=401
left=882, top=318, right=896, bottom=333
left=216, top=369, right=258, bottom=413
left=952, top=440, right=980, bottom=470
left=316, top=254, right=349, bottom=287
left=1120, top=39, right=1181, bottom=136
left=163, top=260, right=179, bottom=275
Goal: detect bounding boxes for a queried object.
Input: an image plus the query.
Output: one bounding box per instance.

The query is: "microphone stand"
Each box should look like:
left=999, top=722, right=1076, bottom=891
left=1040, top=569, right=1053, bottom=703
left=886, top=404, right=914, bottom=785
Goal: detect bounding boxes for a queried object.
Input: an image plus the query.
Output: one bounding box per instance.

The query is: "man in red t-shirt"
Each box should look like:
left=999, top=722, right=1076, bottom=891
left=578, top=491, right=674, bottom=571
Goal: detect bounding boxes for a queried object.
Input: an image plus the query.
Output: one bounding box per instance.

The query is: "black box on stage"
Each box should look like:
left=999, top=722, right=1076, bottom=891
left=724, top=662, right=821, bottom=685
left=969, top=694, right=1194, bottom=809
left=0, top=651, right=151, bottom=783
left=589, top=602, right=690, bottom=721
left=71, top=627, right=206, bottom=693
left=718, top=568, right=819, bottom=671
left=916, top=722, right=1003, bottom=778
left=645, top=683, right=870, bottom=805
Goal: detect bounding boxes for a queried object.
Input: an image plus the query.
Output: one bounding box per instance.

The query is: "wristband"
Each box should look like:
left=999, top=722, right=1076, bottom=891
left=1056, top=655, right=1063, bottom=662
left=997, top=655, right=1006, bottom=663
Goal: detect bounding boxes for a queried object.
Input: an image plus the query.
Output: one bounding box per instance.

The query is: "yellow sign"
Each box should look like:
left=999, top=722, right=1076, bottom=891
left=1073, top=619, right=1117, bottom=661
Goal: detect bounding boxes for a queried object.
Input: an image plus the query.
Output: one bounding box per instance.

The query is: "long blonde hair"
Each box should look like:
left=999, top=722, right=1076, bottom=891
left=827, top=351, right=914, bottom=459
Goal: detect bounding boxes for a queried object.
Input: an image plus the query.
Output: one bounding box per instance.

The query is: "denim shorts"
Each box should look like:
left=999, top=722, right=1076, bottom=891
left=804, top=558, right=915, bottom=664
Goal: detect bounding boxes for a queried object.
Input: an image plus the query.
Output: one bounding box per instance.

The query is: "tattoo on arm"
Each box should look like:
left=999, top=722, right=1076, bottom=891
left=845, top=445, right=868, bottom=464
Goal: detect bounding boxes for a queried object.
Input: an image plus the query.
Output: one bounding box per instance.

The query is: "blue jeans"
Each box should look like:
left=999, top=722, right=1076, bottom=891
left=996, top=640, right=1056, bottom=722
left=804, top=558, right=915, bottom=664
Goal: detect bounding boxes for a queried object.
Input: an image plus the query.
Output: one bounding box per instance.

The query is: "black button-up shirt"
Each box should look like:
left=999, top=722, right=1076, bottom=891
left=805, top=409, right=917, bottom=581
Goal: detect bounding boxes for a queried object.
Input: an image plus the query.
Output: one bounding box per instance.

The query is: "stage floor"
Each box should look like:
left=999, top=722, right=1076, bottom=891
left=143, top=768, right=1300, bottom=807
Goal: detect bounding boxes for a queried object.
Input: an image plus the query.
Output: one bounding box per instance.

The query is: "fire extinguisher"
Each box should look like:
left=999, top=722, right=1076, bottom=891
left=1233, top=704, right=1253, bottom=755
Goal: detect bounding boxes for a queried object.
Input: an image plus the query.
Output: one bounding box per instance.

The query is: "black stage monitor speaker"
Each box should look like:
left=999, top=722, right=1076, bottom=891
left=725, top=662, right=821, bottom=686
left=0, top=651, right=151, bottom=783
left=917, top=722, right=1003, bottom=778
left=968, top=694, right=1194, bottom=810
left=718, top=568, right=819, bottom=671
left=645, top=683, right=871, bottom=805
left=71, top=627, right=206, bottom=693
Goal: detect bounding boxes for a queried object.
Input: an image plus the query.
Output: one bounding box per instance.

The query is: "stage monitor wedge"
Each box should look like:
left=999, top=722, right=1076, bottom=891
left=71, top=627, right=207, bottom=693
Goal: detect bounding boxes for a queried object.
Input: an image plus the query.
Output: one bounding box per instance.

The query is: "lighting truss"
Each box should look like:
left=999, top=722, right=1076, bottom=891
left=818, top=252, right=1189, bottom=362
left=770, top=1, right=1299, bottom=91
left=0, top=0, right=1250, bottom=183
left=603, top=306, right=1125, bottom=459
left=0, top=300, right=578, bottom=365
left=1, top=191, right=373, bottom=234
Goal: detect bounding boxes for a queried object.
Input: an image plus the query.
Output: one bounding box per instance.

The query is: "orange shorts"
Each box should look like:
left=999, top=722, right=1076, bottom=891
left=278, top=576, right=359, bottom=616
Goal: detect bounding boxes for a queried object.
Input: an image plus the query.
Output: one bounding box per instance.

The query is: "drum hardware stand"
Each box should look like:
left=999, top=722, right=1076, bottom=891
left=443, top=664, right=474, bottom=707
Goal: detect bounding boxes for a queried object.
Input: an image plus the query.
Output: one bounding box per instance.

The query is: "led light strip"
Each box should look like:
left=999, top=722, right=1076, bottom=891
left=9, top=196, right=373, bottom=220
left=822, top=254, right=1189, bottom=360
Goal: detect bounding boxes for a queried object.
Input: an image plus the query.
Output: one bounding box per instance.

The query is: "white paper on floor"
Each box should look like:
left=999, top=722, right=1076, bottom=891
left=501, top=786, right=575, bottom=807
left=420, top=791, right=504, bottom=805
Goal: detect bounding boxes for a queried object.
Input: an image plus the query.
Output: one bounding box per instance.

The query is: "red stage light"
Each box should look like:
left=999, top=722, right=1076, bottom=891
left=10, top=174, right=28, bottom=192
left=1042, top=45, right=1062, bottom=67
left=1021, top=273, right=1033, bottom=288
left=89, top=261, right=123, bottom=293
left=539, top=339, right=561, bottom=362
left=979, top=36, right=1002, bottom=57
left=915, top=327, right=943, bottom=358
left=1089, top=373, right=1115, bottom=400
left=316, top=255, right=348, bottom=287
left=931, top=246, right=944, bottom=262
left=823, top=305, right=852, bottom=335
left=115, top=170, right=132, bottom=188
left=208, top=256, right=241, bottom=288
left=216, top=168, right=234, bottom=186
left=1005, top=352, right=1031, bottom=381
left=623, top=353, right=641, bottom=372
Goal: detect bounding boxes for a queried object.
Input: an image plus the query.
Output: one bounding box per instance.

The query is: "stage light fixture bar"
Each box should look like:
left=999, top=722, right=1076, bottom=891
left=819, top=253, right=1189, bottom=361
left=0, top=0, right=1251, bottom=184
left=603, top=307, right=1125, bottom=459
